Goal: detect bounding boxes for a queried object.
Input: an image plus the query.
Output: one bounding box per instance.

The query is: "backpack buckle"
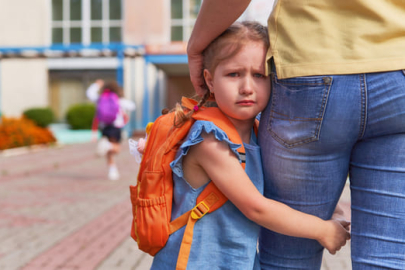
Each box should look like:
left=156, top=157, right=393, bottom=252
left=191, top=201, right=209, bottom=220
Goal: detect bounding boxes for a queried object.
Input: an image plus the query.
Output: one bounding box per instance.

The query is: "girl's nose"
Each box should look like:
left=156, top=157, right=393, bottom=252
left=240, top=76, right=254, bottom=95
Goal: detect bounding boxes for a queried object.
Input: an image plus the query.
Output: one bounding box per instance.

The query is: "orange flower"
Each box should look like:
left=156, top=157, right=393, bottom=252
left=0, top=116, right=56, bottom=150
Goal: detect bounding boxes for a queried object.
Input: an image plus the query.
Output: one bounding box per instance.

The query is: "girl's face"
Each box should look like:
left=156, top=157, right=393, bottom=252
left=204, top=41, right=270, bottom=124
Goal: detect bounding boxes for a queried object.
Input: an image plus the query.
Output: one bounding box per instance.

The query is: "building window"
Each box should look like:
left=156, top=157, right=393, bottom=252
left=171, top=0, right=202, bottom=41
left=51, top=0, right=122, bottom=45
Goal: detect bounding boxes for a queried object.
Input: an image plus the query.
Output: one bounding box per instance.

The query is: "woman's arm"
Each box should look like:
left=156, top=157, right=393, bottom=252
left=187, top=0, right=251, bottom=95
left=190, top=134, right=350, bottom=254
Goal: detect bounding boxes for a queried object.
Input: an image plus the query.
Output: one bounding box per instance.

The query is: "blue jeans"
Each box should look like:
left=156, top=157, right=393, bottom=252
left=258, top=70, right=405, bottom=269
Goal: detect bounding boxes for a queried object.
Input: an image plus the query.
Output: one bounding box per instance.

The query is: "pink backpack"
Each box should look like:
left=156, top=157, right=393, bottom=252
left=97, top=90, right=119, bottom=124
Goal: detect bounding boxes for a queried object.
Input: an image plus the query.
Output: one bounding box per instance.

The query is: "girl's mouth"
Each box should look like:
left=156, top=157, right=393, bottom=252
left=237, top=100, right=255, bottom=105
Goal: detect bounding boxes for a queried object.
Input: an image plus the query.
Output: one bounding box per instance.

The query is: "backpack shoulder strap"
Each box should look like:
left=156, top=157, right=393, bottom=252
left=172, top=97, right=249, bottom=270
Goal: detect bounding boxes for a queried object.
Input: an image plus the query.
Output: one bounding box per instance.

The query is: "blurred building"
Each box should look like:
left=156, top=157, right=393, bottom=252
left=0, top=0, right=273, bottom=132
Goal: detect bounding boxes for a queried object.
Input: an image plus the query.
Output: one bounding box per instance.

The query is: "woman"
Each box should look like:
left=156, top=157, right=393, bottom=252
left=187, top=1, right=405, bottom=269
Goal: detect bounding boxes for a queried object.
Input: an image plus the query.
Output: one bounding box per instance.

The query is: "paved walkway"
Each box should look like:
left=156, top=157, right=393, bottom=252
left=0, top=142, right=351, bottom=270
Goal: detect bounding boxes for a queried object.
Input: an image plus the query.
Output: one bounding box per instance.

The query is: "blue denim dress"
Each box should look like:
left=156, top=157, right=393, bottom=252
left=151, top=120, right=263, bottom=270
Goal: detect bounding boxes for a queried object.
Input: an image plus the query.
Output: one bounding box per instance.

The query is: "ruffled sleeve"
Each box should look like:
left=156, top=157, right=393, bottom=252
left=170, top=120, right=242, bottom=178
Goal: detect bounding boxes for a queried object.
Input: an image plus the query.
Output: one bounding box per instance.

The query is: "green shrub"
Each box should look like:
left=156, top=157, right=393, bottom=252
left=23, top=107, right=55, bottom=127
left=66, top=103, right=96, bottom=130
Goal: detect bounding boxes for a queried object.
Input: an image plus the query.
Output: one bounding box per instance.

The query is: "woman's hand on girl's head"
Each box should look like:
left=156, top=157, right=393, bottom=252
left=187, top=51, right=206, bottom=96
left=186, top=0, right=252, bottom=96
left=319, top=220, right=351, bottom=255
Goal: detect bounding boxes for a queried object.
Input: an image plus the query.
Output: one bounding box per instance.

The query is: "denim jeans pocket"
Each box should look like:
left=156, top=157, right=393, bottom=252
left=267, top=75, right=332, bottom=148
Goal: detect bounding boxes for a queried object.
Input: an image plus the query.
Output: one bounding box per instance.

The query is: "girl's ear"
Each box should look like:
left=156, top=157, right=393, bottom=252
left=203, top=69, right=214, bottom=92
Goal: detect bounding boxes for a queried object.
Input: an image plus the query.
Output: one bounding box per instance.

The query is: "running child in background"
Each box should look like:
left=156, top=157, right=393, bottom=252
left=86, top=80, right=135, bottom=181
left=149, top=21, right=350, bottom=270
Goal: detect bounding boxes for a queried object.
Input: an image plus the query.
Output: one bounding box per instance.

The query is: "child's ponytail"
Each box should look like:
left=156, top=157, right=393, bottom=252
left=173, top=91, right=211, bottom=128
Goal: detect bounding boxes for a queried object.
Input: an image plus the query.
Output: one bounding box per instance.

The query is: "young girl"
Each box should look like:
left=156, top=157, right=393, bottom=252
left=150, top=21, right=350, bottom=269
left=86, top=80, right=135, bottom=180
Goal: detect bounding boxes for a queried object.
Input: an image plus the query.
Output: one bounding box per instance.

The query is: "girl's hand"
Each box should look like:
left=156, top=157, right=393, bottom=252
left=319, top=220, right=351, bottom=254
left=95, top=79, right=104, bottom=87
left=331, top=203, right=350, bottom=229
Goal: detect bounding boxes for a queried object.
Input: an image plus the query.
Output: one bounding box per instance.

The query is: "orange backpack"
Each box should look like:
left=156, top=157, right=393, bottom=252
left=129, top=97, right=258, bottom=270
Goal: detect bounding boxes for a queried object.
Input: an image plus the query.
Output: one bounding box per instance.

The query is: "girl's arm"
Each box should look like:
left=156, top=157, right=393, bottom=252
left=86, top=80, right=104, bottom=102
left=189, top=134, right=350, bottom=254
left=187, top=0, right=251, bottom=95
left=119, top=98, right=136, bottom=111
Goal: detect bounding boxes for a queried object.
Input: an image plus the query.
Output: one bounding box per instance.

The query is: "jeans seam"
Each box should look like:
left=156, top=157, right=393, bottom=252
left=317, top=77, right=332, bottom=141
left=274, top=82, right=325, bottom=86
left=274, top=77, right=325, bottom=87
left=358, top=74, right=367, bottom=139
left=274, top=73, right=326, bottom=87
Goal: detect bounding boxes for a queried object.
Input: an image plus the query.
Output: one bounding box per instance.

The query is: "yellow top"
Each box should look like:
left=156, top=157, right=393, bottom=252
left=267, top=0, right=405, bottom=78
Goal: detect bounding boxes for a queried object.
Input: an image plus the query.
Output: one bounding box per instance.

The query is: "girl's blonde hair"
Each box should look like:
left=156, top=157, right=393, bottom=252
left=173, top=21, right=269, bottom=127
left=203, top=21, right=269, bottom=76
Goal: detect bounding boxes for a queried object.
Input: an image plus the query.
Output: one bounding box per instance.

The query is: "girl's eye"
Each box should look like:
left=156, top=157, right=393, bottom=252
left=228, top=72, right=238, bottom=77
left=254, top=73, right=265, bottom=78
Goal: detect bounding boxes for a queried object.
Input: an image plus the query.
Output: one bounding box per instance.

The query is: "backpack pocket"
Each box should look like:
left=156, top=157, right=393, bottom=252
left=130, top=171, right=171, bottom=256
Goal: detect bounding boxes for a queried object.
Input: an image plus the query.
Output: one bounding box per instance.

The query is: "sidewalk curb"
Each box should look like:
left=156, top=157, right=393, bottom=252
left=0, top=143, right=65, bottom=158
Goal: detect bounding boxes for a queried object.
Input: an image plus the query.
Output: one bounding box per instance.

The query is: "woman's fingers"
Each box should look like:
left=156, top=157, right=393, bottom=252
left=188, top=52, right=206, bottom=96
